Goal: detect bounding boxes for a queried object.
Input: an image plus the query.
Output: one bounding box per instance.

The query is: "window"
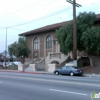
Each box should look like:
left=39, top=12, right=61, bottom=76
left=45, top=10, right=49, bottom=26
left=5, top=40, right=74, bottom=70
left=62, top=66, right=67, bottom=70
left=33, top=38, right=39, bottom=50
left=66, top=66, right=71, bottom=70
left=46, top=35, right=52, bottom=49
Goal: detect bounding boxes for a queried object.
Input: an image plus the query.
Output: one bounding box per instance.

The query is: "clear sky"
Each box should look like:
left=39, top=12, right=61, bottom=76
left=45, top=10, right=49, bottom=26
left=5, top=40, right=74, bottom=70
left=0, top=0, right=100, bottom=53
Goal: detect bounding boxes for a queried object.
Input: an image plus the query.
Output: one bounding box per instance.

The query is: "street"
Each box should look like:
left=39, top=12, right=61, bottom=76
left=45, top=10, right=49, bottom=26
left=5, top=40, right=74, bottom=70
left=0, top=72, right=100, bottom=100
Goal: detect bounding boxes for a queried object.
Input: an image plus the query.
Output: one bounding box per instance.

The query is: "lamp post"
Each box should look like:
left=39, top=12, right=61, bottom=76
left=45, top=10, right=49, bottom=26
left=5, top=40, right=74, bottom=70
left=4, top=28, right=7, bottom=69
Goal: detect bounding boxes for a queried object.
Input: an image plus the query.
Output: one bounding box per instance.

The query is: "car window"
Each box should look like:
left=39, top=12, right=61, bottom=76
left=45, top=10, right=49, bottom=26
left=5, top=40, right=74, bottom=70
left=66, top=66, right=71, bottom=70
left=72, top=66, right=77, bottom=69
left=66, top=66, right=76, bottom=70
left=62, top=66, right=67, bottom=70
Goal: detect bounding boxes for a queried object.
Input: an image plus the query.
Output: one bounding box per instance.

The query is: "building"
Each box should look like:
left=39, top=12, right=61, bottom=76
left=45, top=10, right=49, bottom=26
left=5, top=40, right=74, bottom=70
left=19, top=14, right=100, bottom=71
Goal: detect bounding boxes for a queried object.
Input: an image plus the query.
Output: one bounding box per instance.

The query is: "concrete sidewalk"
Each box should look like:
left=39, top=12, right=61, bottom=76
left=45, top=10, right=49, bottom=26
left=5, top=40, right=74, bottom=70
left=0, top=69, right=100, bottom=77
left=0, top=69, right=54, bottom=75
left=84, top=73, right=100, bottom=78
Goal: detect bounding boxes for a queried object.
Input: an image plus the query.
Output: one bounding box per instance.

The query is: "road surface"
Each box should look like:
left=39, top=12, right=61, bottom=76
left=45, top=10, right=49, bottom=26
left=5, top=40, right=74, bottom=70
left=0, top=72, right=100, bottom=100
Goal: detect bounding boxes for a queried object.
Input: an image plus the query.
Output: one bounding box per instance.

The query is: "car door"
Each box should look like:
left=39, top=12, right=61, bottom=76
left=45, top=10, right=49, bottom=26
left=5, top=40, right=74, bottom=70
left=60, top=66, right=67, bottom=74
left=66, top=66, right=71, bottom=74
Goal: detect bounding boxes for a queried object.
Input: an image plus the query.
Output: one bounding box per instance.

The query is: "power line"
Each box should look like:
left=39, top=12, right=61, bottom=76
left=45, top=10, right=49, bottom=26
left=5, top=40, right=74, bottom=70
left=0, top=39, right=17, bottom=44
left=8, top=27, right=26, bottom=31
left=0, top=0, right=59, bottom=22
left=0, top=0, right=44, bottom=20
left=0, top=6, right=71, bottom=29
left=0, top=7, right=67, bottom=50
left=0, top=0, right=30, bottom=16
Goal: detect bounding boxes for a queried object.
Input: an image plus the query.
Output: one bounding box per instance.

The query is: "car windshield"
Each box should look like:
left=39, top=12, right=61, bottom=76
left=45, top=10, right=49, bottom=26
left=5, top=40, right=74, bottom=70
left=71, top=66, right=77, bottom=69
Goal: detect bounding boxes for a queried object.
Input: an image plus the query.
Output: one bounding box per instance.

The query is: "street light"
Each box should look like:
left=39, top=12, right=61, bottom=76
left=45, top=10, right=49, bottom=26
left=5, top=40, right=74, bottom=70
left=4, top=28, right=7, bottom=69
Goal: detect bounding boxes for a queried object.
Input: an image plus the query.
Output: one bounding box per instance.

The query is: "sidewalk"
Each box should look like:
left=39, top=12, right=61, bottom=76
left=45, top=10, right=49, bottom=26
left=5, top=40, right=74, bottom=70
left=83, top=73, right=100, bottom=78
left=0, top=69, right=54, bottom=75
left=0, top=69, right=100, bottom=77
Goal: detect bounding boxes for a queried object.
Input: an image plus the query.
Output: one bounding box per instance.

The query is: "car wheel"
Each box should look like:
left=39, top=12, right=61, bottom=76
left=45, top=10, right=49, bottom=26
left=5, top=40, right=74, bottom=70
left=70, top=72, right=74, bottom=76
left=55, top=71, right=59, bottom=75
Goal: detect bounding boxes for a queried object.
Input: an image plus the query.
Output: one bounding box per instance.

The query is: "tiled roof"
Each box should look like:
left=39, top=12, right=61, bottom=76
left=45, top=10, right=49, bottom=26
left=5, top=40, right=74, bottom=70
left=19, top=14, right=100, bottom=36
left=19, top=20, right=71, bottom=36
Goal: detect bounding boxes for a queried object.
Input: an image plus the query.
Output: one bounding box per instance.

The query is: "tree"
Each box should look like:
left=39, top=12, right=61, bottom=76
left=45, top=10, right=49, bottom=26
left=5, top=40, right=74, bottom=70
left=81, top=27, right=100, bottom=55
left=8, top=42, right=17, bottom=61
left=8, top=36, right=31, bottom=64
left=56, top=12, right=100, bottom=66
left=77, top=12, right=96, bottom=51
left=81, top=27, right=100, bottom=66
left=56, top=12, right=96, bottom=54
left=56, top=23, right=73, bottom=54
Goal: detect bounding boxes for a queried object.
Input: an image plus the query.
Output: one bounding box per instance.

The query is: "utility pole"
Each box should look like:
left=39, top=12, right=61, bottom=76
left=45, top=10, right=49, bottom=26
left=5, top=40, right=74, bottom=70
left=4, top=28, right=7, bottom=69
left=66, top=0, right=82, bottom=60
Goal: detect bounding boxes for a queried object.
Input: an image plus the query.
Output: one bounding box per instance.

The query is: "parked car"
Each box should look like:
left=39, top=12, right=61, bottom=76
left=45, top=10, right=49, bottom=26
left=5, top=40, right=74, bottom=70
left=54, top=65, right=83, bottom=76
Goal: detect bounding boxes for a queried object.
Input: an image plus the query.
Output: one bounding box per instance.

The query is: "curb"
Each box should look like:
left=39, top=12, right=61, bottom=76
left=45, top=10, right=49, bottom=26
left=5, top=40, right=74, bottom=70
left=0, top=70, right=100, bottom=77
left=83, top=74, right=100, bottom=78
left=0, top=70, right=54, bottom=75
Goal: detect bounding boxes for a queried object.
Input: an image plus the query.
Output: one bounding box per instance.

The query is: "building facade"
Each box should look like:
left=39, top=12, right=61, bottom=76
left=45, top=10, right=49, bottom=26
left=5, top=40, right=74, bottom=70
left=19, top=14, right=100, bottom=71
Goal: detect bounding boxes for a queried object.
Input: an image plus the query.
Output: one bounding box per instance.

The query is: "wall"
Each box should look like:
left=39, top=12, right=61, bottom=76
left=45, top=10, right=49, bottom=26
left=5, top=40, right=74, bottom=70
left=45, top=52, right=69, bottom=71
left=26, top=30, right=57, bottom=58
left=91, top=56, right=100, bottom=67
left=77, top=57, right=90, bottom=67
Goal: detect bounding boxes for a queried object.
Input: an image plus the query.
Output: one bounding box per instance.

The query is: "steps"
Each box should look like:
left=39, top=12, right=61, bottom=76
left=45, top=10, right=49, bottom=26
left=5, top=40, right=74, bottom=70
left=24, top=58, right=45, bottom=71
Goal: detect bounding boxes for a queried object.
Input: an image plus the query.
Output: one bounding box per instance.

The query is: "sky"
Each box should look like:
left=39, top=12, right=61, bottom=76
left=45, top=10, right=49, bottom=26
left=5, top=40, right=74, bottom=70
left=0, top=0, right=100, bottom=53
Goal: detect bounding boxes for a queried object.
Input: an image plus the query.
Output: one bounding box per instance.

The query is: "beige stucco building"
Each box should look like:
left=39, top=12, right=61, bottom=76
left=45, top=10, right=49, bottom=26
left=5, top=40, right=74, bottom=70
left=19, top=14, right=100, bottom=71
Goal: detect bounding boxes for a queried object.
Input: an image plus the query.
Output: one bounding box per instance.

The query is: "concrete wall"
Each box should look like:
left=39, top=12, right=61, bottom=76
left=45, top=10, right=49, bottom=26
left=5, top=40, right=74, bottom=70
left=29, top=64, right=36, bottom=72
left=48, top=64, right=56, bottom=72
left=18, top=64, right=23, bottom=71
left=45, top=53, right=69, bottom=71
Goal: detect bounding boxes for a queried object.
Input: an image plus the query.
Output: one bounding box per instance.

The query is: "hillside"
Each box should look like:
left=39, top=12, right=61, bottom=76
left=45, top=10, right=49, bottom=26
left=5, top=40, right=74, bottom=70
left=80, top=66, right=100, bottom=74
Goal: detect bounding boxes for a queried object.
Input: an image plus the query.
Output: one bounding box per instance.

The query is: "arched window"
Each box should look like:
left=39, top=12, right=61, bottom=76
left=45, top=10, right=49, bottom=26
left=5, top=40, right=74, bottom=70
left=33, top=38, right=39, bottom=50
left=46, top=35, right=52, bottom=49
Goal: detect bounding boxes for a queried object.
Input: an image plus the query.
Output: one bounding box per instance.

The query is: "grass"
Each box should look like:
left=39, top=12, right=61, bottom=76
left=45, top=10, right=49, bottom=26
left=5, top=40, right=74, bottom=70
left=0, top=65, right=18, bottom=70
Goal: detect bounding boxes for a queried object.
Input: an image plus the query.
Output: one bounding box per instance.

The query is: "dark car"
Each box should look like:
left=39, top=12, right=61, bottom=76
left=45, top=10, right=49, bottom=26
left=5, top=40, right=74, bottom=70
left=54, top=66, right=83, bottom=76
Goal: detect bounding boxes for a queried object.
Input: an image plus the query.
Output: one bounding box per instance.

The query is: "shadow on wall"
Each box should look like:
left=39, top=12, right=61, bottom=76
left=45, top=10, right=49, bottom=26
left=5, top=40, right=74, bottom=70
left=78, top=56, right=100, bottom=67
left=51, top=61, right=59, bottom=64
left=77, top=57, right=90, bottom=67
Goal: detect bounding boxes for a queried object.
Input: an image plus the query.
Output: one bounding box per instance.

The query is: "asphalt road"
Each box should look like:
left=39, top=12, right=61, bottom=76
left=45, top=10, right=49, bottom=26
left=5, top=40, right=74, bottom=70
left=0, top=72, right=100, bottom=100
